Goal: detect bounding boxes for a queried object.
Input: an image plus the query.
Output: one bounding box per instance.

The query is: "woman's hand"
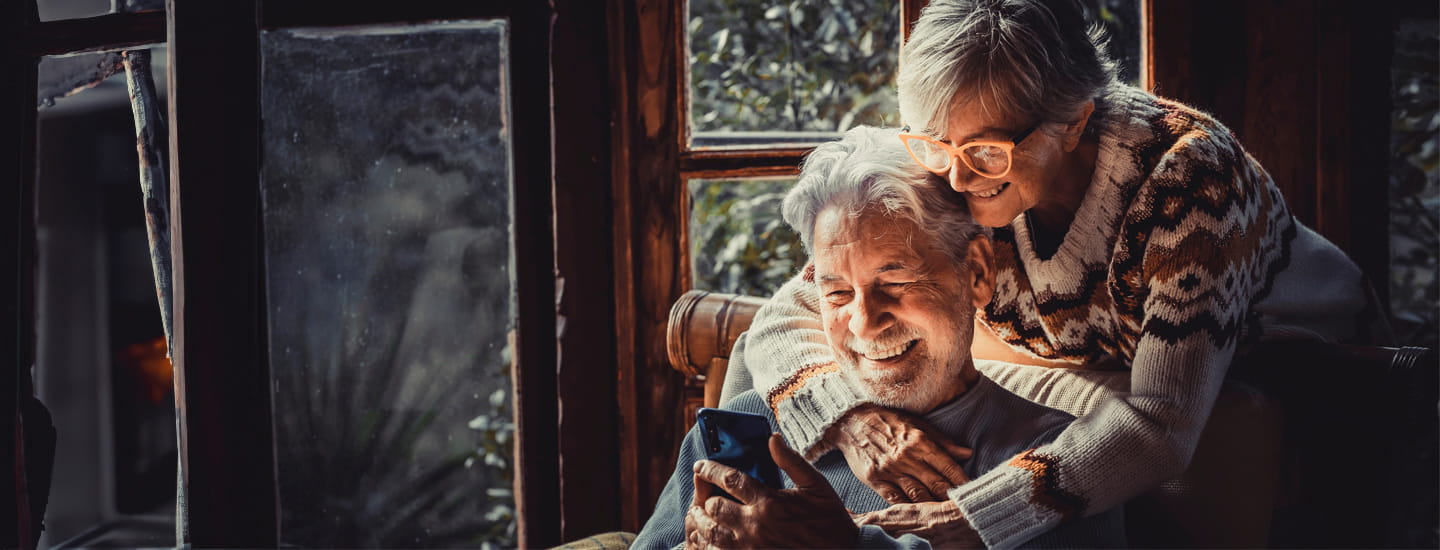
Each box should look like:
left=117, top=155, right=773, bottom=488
left=855, top=500, right=983, bottom=547
left=826, top=403, right=973, bottom=503
left=685, top=434, right=858, bottom=549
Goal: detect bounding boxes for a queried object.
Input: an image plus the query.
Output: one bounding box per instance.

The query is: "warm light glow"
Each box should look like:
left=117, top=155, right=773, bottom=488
left=119, top=337, right=172, bottom=405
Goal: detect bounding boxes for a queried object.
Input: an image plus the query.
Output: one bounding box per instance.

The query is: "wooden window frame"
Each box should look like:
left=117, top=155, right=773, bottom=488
left=5, top=1, right=622, bottom=547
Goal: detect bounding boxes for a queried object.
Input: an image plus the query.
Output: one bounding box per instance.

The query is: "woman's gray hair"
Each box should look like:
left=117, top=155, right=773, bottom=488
left=782, top=126, right=985, bottom=268
left=897, top=0, right=1118, bottom=136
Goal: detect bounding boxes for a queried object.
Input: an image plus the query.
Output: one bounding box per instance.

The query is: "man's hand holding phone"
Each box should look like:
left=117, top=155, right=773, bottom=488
left=685, top=434, right=859, bottom=549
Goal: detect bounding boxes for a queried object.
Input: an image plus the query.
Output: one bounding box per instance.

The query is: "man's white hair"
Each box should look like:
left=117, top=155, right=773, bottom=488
left=782, top=126, right=985, bottom=269
left=897, top=0, right=1118, bottom=137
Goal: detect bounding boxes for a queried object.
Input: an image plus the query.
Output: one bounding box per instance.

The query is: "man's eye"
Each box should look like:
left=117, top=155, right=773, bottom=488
left=883, top=282, right=911, bottom=288
left=826, top=290, right=852, bottom=297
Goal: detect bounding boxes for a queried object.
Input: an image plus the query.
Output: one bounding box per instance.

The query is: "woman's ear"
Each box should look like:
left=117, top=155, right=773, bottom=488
left=965, top=235, right=995, bottom=308
left=1062, top=100, right=1095, bottom=152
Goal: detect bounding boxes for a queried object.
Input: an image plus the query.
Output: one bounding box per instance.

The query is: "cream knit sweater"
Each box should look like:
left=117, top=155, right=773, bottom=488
left=733, top=83, right=1371, bottom=548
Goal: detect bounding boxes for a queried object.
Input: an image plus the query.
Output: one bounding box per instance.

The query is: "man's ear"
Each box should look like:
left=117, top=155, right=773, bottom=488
left=965, top=235, right=995, bottom=308
left=1062, top=100, right=1095, bottom=152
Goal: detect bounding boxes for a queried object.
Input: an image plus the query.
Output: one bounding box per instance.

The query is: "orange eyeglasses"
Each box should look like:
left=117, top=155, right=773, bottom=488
left=898, top=123, right=1040, bottom=179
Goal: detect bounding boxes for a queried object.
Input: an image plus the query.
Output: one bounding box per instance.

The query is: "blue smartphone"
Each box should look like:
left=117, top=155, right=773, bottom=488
left=695, top=408, right=783, bottom=499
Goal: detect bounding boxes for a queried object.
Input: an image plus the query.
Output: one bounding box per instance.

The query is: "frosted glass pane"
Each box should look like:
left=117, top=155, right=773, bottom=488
left=689, top=177, right=804, bottom=296
left=260, top=21, right=515, bottom=548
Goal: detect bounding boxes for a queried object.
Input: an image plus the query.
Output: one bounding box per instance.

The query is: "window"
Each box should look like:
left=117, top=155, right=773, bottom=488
left=259, top=22, right=516, bottom=547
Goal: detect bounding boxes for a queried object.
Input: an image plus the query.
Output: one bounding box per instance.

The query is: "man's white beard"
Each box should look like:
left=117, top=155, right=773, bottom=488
left=837, top=343, right=964, bottom=415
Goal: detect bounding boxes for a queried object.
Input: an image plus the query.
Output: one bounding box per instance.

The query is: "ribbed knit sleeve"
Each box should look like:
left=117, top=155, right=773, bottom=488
left=739, top=272, right=871, bottom=458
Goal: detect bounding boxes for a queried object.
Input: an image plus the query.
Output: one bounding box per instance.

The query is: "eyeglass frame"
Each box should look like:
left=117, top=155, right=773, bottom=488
left=898, top=122, right=1041, bottom=179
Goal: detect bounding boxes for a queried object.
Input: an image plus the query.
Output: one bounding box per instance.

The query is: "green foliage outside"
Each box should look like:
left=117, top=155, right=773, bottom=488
left=689, top=0, right=901, bottom=135
left=690, top=178, right=807, bottom=296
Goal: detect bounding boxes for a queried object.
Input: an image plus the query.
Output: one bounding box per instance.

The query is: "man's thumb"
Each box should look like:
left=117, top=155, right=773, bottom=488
left=769, top=433, right=827, bottom=490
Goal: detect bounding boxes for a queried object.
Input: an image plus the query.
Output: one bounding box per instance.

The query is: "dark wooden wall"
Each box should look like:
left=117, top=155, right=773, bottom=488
left=1149, top=0, right=1411, bottom=292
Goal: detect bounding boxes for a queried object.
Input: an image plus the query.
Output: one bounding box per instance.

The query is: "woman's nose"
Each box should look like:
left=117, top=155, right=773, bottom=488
left=947, top=163, right=977, bottom=193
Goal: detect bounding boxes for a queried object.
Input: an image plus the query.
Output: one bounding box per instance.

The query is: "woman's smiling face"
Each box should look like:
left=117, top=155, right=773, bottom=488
left=935, top=94, right=1093, bottom=230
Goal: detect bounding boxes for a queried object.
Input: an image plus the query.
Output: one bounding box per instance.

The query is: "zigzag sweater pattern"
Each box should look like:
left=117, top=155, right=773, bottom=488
left=737, top=84, right=1368, bottom=548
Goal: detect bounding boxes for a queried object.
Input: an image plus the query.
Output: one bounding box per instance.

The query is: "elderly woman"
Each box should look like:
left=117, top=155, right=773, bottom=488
left=730, top=0, right=1377, bottom=546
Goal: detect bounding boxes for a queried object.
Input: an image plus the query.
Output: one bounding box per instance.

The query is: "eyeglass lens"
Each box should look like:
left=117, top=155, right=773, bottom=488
left=964, top=145, right=1009, bottom=176
left=908, top=139, right=953, bottom=171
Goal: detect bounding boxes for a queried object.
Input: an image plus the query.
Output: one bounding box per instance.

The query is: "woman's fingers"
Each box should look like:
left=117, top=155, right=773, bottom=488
left=943, top=441, right=975, bottom=461
left=873, top=479, right=909, bottom=504
left=924, top=445, right=972, bottom=488
left=895, top=474, right=940, bottom=502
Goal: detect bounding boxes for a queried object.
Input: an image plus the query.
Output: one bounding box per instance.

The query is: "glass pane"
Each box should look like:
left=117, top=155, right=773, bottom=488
left=260, top=21, right=516, bottom=548
left=1389, top=18, right=1438, bottom=351
left=37, top=0, right=112, bottom=21
left=688, top=0, right=901, bottom=148
left=34, top=45, right=175, bottom=547
left=689, top=177, right=805, bottom=296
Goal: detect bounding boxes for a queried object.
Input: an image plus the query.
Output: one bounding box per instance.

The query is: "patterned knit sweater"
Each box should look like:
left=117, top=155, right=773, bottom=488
left=734, top=83, right=1371, bottom=548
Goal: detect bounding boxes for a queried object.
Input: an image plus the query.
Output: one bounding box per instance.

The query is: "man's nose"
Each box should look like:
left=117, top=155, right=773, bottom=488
left=847, top=292, right=895, bottom=340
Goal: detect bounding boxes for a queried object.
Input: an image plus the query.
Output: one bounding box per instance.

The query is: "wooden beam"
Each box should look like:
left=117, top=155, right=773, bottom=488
left=507, top=2, right=563, bottom=547
left=552, top=0, right=622, bottom=541
left=681, top=148, right=808, bottom=179
left=21, top=12, right=166, bottom=57
left=166, top=0, right=278, bottom=545
left=2, top=0, right=39, bottom=545
left=608, top=0, right=690, bottom=533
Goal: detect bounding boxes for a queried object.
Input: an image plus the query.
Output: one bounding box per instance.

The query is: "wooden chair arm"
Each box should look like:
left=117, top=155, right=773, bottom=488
left=666, top=290, right=768, bottom=409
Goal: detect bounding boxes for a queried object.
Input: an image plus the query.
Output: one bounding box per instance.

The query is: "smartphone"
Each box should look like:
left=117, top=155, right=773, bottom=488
left=695, top=408, right=783, bottom=498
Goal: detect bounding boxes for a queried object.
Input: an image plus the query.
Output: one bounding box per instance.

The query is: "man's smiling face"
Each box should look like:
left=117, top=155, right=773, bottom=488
left=813, top=205, right=987, bottom=414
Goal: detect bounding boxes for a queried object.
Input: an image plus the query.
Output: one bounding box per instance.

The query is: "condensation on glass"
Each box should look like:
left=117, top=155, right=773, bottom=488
left=260, top=21, right=516, bottom=548
left=687, top=0, right=901, bottom=148
left=689, top=177, right=804, bottom=296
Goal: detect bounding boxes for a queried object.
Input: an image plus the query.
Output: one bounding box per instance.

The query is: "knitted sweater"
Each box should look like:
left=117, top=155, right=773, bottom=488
left=633, top=385, right=1127, bottom=549
left=735, top=84, right=1370, bottom=548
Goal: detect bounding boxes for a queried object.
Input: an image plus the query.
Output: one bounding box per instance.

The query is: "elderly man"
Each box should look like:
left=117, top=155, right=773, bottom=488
left=632, top=127, right=1125, bottom=549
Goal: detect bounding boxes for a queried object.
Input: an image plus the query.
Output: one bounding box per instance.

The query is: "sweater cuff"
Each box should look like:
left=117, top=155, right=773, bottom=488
left=949, top=466, right=1061, bottom=549
left=768, top=364, right=869, bottom=460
